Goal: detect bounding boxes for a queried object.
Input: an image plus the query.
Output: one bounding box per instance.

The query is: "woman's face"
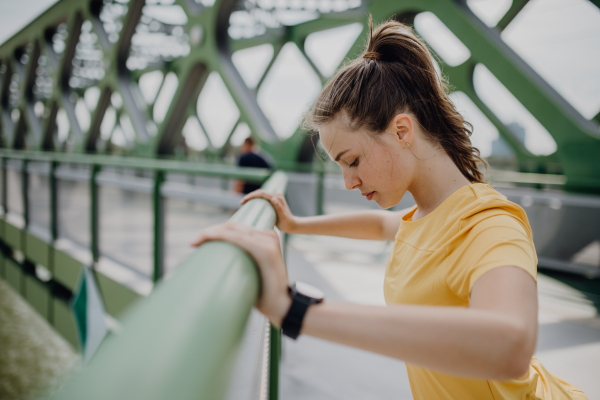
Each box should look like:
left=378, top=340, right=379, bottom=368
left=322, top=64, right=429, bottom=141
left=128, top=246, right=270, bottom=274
left=319, top=114, right=416, bottom=209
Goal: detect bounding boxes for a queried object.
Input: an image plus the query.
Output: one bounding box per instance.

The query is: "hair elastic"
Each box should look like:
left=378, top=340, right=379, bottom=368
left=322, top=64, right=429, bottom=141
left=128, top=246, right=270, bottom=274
left=363, top=51, right=381, bottom=60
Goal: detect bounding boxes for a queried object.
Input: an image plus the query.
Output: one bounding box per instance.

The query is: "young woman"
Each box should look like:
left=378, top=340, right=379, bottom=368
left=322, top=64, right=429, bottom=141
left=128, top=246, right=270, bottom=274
left=192, top=19, right=588, bottom=399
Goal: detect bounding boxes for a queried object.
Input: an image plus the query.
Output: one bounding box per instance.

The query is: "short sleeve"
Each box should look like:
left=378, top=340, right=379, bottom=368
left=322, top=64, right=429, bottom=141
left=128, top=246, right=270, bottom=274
left=444, top=214, right=537, bottom=300
left=238, top=153, right=271, bottom=169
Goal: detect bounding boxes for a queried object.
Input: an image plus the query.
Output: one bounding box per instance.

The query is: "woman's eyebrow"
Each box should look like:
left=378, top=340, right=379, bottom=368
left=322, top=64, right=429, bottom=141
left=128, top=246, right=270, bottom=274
left=335, top=149, right=350, bottom=162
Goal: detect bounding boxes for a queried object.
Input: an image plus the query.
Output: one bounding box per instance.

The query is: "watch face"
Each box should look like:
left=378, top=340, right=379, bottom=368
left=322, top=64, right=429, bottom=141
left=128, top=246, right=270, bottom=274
left=294, top=282, right=325, bottom=301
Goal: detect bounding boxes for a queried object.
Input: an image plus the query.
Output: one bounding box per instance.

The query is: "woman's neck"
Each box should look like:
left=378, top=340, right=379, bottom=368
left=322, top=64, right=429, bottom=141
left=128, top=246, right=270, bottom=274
left=408, top=150, right=471, bottom=222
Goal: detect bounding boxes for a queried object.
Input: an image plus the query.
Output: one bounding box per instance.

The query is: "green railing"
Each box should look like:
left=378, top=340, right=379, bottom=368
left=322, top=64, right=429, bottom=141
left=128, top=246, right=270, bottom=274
left=0, top=149, right=271, bottom=281
left=46, top=171, right=286, bottom=400
left=0, top=150, right=283, bottom=399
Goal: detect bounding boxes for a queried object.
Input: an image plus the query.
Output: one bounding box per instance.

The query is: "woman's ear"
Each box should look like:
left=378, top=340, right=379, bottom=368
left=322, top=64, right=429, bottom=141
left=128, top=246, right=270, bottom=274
left=389, top=113, right=415, bottom=148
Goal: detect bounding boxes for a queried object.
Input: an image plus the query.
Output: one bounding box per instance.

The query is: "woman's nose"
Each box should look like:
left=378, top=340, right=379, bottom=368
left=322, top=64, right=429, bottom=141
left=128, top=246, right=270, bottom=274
left=343, top=171, right=361, bottom=191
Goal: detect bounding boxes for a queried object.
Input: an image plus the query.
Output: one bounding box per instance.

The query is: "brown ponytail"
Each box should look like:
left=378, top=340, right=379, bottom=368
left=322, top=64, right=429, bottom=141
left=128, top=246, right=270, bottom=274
left=305, top=17, right=486, bottom=183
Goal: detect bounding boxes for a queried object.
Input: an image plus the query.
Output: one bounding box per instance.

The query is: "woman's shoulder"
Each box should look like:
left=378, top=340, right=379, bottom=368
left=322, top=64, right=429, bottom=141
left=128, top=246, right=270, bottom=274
left=455, top=183, right=532, bottom=236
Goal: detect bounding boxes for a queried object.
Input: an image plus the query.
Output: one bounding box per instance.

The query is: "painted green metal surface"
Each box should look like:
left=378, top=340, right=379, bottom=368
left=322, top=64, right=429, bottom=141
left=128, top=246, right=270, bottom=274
left=25, top=230, right=51, bottom=266
left=53, top=297, right=81, bottom=351
left=50, top=161, right=58, bottom=240
left=152, top=169, right=165, bottom=283
left=24, top=274, right=51, bottom=320
left=45, top=171, right=286, bottom=400
left=2, top=220, right=141, bottom=320
left=0, top=0, right=598, bottom=192
left=5, top=258, right=24, bottom=293
left=269, top=324, right=281, bottom=400
left=90, top=164, right=99, bottom=262
left=22, top=160, right=29, bottom=226
left=53, top=247, right=84, bottom=291
left=316, top=169, right=325, bottom=216
left=4, top=220, right=23, bottom=251
left=0, top=149, right=271, bottom=182
left=1, top=158, right=6, bottom=213
left=93, top=270, right=141, bottom=318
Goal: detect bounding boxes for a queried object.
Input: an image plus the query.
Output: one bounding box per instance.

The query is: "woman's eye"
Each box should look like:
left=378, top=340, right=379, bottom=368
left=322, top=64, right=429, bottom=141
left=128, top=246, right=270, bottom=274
left=349, top=158, right=359, bottom=167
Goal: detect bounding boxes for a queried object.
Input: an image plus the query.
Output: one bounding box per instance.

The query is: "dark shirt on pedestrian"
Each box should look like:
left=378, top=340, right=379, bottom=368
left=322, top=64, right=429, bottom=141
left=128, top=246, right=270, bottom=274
left=237, top=152, right=271, bottom=194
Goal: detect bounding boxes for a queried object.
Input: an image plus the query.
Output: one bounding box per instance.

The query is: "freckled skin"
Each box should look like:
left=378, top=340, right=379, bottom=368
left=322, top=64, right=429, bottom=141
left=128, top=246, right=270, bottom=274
left=319, top=116, right=411, bottom=209
left=319, top=112, right=471, bottom=218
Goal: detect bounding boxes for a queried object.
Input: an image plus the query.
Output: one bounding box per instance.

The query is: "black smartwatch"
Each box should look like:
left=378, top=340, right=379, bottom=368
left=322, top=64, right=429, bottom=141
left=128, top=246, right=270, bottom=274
left=281, top=282, right=325, bottom=340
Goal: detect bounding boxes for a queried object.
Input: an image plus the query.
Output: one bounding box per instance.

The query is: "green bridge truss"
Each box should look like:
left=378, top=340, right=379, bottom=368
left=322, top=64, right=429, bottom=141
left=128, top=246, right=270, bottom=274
left=0, top=0, right=599, bottom=192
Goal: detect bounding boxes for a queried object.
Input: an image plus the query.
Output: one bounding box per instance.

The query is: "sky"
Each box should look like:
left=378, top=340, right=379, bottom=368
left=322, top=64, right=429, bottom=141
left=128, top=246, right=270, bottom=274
left=1, top=0, right=599, bottom=157
left=0, top=0, right=58, bottom=43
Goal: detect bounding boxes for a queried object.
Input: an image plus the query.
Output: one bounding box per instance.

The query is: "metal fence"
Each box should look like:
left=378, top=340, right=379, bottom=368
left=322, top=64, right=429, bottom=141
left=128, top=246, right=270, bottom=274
left=0, top=149, right=282, bottom=399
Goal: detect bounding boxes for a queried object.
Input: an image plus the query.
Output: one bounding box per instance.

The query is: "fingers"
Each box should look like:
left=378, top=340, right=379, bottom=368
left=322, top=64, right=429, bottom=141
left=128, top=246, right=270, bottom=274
left=240, top=189, right=269, bottom=204
left=190, top=228, right=218, bottom=247
left=190, top=222, right=239, bottom=247
left=190, top=222, right=287, bottom=323
left=269, top=195, right=286, bottom=212
left=240, top=190, right=285, bottom=205
left=270, top=195, right=283, bottom=209
left=190, top=221, right=276, bottom=248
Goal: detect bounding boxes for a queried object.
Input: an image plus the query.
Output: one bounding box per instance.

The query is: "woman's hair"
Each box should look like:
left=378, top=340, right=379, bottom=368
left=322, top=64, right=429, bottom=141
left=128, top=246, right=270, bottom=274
left=305, top=17, right=486, bottom=183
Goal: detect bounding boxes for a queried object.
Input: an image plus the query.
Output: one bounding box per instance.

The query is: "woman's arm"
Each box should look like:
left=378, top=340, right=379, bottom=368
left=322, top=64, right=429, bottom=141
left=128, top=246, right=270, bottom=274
left=290, top=210, right=408, bottom=241
left=301, top=266, right=538, bottom=380
left=240, top=190, right=411, bottom=241
left=192, top=224, right=538, bottom=381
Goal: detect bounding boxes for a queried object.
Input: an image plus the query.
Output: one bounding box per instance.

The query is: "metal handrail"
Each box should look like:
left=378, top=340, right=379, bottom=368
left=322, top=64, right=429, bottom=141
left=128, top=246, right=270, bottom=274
left=0, top=150, right=271, bottom=183
left=0, top=150, right=272, bottom=282
left=489, top=170, right=566, bottom=186
left=43, top=171, right=286, bottom=400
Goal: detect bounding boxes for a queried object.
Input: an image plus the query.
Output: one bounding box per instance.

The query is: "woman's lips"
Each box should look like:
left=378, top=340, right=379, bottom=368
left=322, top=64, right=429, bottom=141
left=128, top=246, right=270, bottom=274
left=364, top=191, right=375, bottom=200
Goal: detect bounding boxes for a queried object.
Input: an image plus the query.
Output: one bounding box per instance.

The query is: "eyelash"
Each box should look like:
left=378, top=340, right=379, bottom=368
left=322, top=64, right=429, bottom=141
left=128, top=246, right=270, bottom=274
left=349, top=158, right=359, bottom=167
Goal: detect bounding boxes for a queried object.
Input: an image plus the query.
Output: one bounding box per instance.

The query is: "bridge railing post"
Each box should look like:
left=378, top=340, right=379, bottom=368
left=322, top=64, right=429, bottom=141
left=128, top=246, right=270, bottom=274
left=1, top=157, right=6, bottom=215
left=49, top=161, right=58, bottom=241
left=22, top=159, right=29, bottom=228
left=269, top=324, right=281, bottom=400
left=316, top=168, right=325, bottom=216
left=152, top=170, right=165, bottom=283
left=90, top=164, right=100, bottom=263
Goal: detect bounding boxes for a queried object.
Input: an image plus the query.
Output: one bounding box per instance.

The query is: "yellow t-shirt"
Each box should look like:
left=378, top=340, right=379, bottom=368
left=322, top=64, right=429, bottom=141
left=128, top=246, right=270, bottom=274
left=384, top=183, right=587, bottom=400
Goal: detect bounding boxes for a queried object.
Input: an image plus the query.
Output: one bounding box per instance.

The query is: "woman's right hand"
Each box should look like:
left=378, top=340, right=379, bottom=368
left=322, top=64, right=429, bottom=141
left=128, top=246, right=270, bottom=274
left=240, top=190, right=298, bottom=233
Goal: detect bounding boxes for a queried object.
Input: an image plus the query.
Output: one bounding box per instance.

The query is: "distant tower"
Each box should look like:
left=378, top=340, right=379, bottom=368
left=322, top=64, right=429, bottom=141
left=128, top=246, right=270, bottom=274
left=491, top=122, right=526, bottom=159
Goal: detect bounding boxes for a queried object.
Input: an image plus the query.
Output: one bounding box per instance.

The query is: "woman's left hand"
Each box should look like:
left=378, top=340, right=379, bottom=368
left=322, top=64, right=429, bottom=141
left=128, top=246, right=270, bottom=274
left=190, top=222, right=291, bottom=327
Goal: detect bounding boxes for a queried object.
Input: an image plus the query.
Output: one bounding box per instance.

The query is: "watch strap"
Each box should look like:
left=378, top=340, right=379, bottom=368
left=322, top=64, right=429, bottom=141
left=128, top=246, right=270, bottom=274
left=281, top=294, right=314, bottom=340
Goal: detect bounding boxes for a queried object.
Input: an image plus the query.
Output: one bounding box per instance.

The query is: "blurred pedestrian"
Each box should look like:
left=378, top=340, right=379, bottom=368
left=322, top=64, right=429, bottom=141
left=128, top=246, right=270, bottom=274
left=235, top=137, right=271, bottom=194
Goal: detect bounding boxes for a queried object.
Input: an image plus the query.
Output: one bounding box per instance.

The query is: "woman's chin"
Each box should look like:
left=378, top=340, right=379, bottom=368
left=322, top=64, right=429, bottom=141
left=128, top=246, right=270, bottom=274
left=375, top=194, right=404, bottom=210
left=375, top=198, right=394, bottom=209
